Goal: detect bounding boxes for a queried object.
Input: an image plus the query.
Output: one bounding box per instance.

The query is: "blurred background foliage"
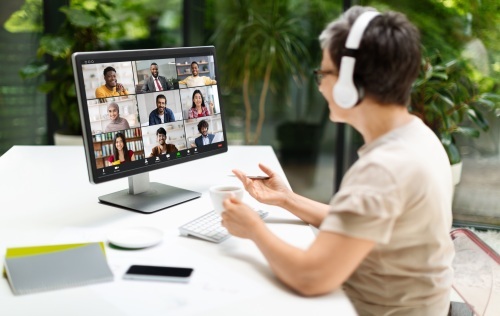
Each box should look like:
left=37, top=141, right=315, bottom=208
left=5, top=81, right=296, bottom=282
left=5, top=0, right=183, bottom=46
left=1, top=0, right=498, bottom=148
left=1, top=0, right=499, bottom=227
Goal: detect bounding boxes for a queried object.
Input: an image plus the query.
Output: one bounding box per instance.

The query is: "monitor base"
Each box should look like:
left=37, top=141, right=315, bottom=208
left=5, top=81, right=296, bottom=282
left=99, top=182, right=201, bottom=214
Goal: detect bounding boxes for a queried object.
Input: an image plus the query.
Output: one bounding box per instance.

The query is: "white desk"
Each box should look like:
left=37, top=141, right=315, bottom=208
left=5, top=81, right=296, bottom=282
left=0, top=146, right=356, bottom=316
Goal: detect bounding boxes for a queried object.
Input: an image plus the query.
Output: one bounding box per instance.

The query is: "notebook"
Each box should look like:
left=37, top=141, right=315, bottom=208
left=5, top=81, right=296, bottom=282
left=4, top=242, right=114, bottom=295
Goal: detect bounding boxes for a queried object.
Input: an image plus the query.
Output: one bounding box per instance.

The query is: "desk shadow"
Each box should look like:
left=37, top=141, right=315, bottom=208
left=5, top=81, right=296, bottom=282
left=108, top=243, right=140, bottom=251
left=107, top=242, right=162, bottom=251
left=263, top=217, right=308, bottom=226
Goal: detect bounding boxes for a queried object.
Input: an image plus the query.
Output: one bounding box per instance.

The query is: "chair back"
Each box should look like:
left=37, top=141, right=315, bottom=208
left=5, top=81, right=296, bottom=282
left=450, top=228, right=500, bottom=315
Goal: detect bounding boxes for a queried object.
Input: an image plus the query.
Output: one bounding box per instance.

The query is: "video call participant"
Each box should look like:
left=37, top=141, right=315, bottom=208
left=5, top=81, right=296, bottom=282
left=104, top=102, right=130, bottom=133
left=95, top=66, right=129, bottom=99
left=221, top=6, right=454, bottom=316
left=194, top=120, right=215, bottom=147
left=141, top=62, right=173, bottom=92
left=149, top=94, right=175, bottom=125
left=178, top=61, right=217, bottom=87
left=188, top=89, right=214, bottom=119
left=108, top=132, right=135, bottom=165
left=149, top=127, right=178, bottom=157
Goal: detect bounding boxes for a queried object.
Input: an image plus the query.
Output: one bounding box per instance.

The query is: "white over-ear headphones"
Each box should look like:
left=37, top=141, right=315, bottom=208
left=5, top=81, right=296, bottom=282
left=333, top=11, right=380, bottom=109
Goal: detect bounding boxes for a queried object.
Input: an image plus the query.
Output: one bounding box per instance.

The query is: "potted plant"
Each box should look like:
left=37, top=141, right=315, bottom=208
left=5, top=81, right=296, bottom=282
left=212, top=1, right=309, bottom=145
left=168, top=77, right=180, bottom=90
left=409, top=52, right=500, bottom=184
left=13, top=2, right=123, bottom=144
left=6, top=0, right=163, bottom=144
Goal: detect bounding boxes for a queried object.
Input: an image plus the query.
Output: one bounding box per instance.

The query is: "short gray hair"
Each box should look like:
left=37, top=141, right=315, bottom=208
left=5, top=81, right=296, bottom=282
left=319, top=6, right=378, bottom=51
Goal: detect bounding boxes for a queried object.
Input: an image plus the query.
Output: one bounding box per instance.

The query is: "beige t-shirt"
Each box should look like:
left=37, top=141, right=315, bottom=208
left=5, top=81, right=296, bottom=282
left=321, top=117, right=454, bottom=316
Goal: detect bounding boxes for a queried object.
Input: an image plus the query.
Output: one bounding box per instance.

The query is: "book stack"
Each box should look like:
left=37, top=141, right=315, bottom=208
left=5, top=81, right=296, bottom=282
left=3, top=242, right=114, bottom=295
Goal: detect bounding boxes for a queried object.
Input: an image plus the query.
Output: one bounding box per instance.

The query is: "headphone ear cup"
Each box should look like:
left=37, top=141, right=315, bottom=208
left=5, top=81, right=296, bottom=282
left=332, top=56, right=359, bottom=109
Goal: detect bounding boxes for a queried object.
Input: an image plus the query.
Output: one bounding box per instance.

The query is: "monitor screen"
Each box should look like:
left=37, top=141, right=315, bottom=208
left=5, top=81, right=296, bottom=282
left=72, top=46, right=227, bottom=213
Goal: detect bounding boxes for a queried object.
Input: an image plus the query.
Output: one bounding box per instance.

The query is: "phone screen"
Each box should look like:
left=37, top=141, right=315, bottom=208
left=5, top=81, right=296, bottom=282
left=126, top=265, right=193, bottom=277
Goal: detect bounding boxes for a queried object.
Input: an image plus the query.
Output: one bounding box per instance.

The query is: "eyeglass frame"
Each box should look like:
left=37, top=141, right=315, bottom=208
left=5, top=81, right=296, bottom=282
left=313, top=69, right=336, bottom=85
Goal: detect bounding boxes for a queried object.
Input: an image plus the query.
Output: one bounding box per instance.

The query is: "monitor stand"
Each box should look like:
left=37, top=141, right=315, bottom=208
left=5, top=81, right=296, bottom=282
left=98, top=173, right=201, bottom=214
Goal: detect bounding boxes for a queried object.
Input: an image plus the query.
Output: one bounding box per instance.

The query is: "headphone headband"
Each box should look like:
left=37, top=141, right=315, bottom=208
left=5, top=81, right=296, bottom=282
left=333, top=11, right=380, bottom=109
left=345, top=11, right=380, bottom=49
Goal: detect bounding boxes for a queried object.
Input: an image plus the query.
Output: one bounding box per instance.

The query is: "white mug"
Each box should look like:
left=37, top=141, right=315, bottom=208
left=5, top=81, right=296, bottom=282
left=209, top=185, right=244, bottom=215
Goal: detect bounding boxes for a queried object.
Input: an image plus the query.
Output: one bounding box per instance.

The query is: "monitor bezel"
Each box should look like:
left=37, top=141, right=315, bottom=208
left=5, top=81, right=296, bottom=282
left=72, top=46, right=228, bottom=184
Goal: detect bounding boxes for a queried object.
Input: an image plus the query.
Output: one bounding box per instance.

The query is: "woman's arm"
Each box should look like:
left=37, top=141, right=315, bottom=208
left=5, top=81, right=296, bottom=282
left=203, top=106, right=210, bottom=116
left=254, top=226, right=374, bottom=296
left=222, top=198, right=375, bottom=296
left=280, top=191, right=331, bottom=228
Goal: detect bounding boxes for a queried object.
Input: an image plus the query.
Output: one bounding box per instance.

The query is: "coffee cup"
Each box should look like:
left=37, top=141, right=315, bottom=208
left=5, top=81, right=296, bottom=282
left=209, top=185, right=244, bottom=215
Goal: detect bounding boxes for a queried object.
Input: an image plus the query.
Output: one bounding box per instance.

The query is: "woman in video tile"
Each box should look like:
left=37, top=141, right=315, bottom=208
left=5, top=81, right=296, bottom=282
left=107, top=132, right=135, bottom=166
left=104, top=102, right=130, bottom=133
left=188, top=89, right=214, bottom=119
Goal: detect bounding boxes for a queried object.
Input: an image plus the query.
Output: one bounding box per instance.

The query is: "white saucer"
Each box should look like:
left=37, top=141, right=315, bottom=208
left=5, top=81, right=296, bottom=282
left=107, top=227, right=164, bottom=249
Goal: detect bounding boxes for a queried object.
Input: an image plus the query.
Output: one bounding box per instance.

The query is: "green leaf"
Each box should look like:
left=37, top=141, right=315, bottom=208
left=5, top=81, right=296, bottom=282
left=437, top=94, right=454, bottom=107
left=444, top=142, right=461, bottom=164
left=68, top=83, right=77, bottom=97
left=82, top=1, right=99, bottom=11
left=38, top=81, right=57, bottom=93
left=60, top=7, right=99, bottom=28
left=482, top=93, right=500, bottom=101
left=467, top=108, right=489, bottom=131
left=455, top=126, right=480, bottom=138
left=39, top=35, right=73, bottom=58
left=441, top=133, right=452, bottom=146
left=3, top=0, right=43, bottom=33
left=476, top=98, right=496, bottom=108
left=19, top=62, right=48, bottom=80
left=430, top=72, right=448, bottom=81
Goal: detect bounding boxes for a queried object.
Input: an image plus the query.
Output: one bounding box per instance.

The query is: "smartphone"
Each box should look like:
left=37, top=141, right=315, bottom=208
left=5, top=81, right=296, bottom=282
left=247, top=175, right=270, bottom=180
left=123, top=265, right=194, bottom=283
left=229, top=175, right=270, bottom=180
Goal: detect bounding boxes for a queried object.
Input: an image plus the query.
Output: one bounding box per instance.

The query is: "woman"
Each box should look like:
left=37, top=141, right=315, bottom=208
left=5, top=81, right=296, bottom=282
left=221, top=6, right=454, bottom=316
left=104, top=102, right=130, bottom=132
left=107, top=132, right=135, bottom=165
left=188, top=89, right=214, bottom=119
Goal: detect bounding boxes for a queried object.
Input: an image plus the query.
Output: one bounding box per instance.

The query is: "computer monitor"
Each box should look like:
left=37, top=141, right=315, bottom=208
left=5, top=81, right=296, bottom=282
left=72, top=46, right=227, bottom=213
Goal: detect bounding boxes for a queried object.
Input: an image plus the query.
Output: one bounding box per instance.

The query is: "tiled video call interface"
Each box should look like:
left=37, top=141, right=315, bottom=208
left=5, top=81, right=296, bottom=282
left=80, top=55, right=224, bottom=176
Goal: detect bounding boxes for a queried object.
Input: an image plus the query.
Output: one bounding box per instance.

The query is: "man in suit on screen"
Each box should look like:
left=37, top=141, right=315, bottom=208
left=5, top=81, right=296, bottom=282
left=194, top=120, right=215, bottom=147
left=141, top=62, right=173, bottom=92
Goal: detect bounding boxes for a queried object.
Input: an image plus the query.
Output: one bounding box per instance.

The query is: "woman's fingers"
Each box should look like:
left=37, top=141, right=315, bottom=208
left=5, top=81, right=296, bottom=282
left=258, top=163, right=275, bottom=178
left=232, top=169, right=252, bottom=189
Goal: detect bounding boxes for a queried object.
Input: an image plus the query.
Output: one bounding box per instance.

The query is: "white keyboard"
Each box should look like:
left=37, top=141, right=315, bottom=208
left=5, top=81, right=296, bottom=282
left=179, top=210, right=269, bottom=243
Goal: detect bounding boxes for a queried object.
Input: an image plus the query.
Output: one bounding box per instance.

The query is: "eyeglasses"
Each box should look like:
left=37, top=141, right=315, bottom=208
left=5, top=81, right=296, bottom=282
left=313, top=69, right=336, bottom=85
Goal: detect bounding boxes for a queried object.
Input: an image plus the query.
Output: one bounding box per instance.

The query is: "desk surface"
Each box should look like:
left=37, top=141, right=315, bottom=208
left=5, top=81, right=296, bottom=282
left=0, top=145, right=356, bottom=316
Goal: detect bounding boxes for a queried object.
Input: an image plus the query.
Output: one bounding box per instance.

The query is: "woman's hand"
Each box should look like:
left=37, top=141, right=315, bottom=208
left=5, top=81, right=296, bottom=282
left=221, top=197, right=264, bottom=239
left=232, top=163, right=290, bottom=206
